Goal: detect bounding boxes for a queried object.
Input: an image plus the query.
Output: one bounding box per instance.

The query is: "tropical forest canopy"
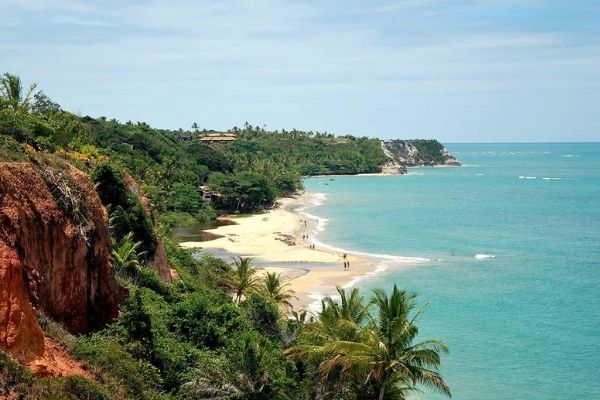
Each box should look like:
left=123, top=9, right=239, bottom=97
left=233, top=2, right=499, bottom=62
left=0, top=73, right=450, bottom=400
left=1, top=72, right=391, bottom=223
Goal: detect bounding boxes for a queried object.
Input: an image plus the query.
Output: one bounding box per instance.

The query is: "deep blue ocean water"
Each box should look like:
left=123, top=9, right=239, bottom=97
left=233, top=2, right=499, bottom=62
left=303, top=143, right=600, bottom=400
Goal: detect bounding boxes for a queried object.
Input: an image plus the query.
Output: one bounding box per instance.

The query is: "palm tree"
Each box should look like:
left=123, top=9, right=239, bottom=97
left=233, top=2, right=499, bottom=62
left=0, top=72, right=37, bottom=111
left=282, top=307, right=312, bottom=347
left=112, top=232, right=146, bottom=275
left=287, top=286, right=450, bottom=399
left=259, top=271, right=297, bottom=310
left=320, top=287, right=369, bottom=326
left=183, top=356, right=244, bottom=399
left=229, top=257, right=260, bottom=304
left=295, top=287, right=368, bottom=350
left=183, top=336, right=274, bottom=399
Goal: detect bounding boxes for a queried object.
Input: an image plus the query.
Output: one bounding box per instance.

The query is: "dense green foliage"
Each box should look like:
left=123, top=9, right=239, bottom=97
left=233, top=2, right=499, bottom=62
left=208, top=172, right=276, bottom=212
left=92, top=163, right=158, bottom=255
left=409, top=139, right=446, bottom=163
left=0, top=74, right=450, bottom=399
left=1, top=94, right=388, bottom=221
left=230, top=123, right=389, bottom=176
left=0, top=134, right=27, bottom=161
left=287, top=286, right=451, bottom=399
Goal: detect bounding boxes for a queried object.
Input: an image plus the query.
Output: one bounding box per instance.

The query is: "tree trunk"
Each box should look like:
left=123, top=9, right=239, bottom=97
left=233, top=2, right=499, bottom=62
left=377, top=375, right=387, bottom=400
left=378, top=384, right=385, bottom=400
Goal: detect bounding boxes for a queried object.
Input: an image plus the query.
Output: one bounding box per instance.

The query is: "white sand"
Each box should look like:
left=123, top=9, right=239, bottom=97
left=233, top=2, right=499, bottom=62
left=180, top=195, right=384, bottom=310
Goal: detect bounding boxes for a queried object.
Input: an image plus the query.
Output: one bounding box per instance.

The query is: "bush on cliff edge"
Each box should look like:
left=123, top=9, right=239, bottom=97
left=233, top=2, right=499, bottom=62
left=92, top=162, right=157, bottom=256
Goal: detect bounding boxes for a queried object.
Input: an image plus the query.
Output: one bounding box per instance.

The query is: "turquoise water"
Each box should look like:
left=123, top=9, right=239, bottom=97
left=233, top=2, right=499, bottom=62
left=303, top=143, right=600, bottom=400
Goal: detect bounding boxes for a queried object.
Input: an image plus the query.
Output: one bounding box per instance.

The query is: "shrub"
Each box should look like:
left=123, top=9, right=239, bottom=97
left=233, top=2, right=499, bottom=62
left=241, top=292, right=282, bottom=342
left=73, top=334, right=162, bottom=400
left=156, top=211, right=197, bottom=228
left=92, top=163, right=157, bottom=255
left=135, top=267, right=177, bottom=301
left=152, top=336, right=202, bottom=392
left=118, top=290, right=154, bottom=360
left=170, top=291, right=247, bottom=349
left=62, top=375, right=111, bottom=400
left=0, top=350, right=34, bottom=396
left=0, top=134, right=28, bottom=161
left=208, top=172, right=276, bottom=212
left=171, top=182, right=203, bottom=214
left=91, top=163, right=128, bottom=206
left=0, top=108, right=53, bottom=147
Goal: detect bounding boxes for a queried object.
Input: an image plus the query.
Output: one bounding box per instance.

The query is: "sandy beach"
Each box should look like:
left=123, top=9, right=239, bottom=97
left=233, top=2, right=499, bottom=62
left=179, top=194, right=382, bottom=310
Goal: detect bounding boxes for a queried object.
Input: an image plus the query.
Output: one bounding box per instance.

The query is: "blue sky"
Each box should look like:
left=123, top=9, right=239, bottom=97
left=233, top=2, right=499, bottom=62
left=2, top=0, right=599, bottom=142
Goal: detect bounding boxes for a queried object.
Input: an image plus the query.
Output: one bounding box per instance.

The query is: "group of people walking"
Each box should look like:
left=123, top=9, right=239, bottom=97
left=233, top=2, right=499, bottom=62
left=302, top=233, right=315, bottom=250
left=301, top=219, right=349, bottom=268
left=343, top=253, right=350, bottom=270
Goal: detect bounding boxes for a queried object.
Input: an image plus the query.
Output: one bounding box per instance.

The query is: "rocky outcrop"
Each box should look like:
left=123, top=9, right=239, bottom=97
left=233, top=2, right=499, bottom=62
left=0, top=162, right=126, bottom=364
left=123, top=172, right=177, bottom=283
left=150, top=235, right=178, bottom=283
left=381, top=139, right=460, bottom=169
left=441, top=147, right=461, bottom=166
left=0, top=241, right=45, bottom=361
left=379, top=141, right=406, bottom=174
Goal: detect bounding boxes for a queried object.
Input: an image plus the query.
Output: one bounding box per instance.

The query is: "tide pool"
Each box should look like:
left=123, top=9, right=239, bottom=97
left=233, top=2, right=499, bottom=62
left=303, top=143, right=600, bottom=399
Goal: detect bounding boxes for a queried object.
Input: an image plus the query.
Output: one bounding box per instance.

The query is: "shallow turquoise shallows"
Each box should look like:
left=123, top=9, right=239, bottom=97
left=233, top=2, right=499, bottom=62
left=303, top=143, right=600, bottom=400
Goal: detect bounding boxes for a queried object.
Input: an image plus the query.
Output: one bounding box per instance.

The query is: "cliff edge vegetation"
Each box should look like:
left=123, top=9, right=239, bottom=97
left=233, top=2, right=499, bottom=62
left=0, top=73, right=450, bottom=400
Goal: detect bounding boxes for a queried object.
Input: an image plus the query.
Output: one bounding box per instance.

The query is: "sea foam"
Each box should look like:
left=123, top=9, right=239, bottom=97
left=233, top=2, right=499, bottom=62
left=298, top=191, right=431, bottom=314
left=475, top=254, right=495, bottom=259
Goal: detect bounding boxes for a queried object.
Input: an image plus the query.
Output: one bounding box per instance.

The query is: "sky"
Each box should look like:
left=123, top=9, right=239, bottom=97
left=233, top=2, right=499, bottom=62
left=1, top=0, right=599, bottom=142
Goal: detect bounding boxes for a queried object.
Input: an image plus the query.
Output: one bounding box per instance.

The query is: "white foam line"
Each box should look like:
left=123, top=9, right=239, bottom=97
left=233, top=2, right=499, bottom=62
left=311, top=237, right=430, bottom=263
left=306, top=262, right=401, bottom=313
left=297, top=192, right=431, bottom=313
left=296, top=193, right=430, bottom=263
left=475, top=254, right=495, bottom=259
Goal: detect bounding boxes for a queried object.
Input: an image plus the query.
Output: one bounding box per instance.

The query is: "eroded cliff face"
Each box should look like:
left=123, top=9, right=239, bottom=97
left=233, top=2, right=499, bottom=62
left=381, top=139, right=460, bottom=168
left=0, top=162, right=126, bottom=364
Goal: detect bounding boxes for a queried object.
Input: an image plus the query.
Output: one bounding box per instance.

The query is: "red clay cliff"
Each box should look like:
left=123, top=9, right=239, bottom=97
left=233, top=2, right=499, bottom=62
left=0, top=162, right=126, bottom=366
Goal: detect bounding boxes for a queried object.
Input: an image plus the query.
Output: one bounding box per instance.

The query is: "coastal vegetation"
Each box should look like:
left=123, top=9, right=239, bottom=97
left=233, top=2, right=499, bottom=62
left=288, top=286, right=451, bottom=399
left=0, top=73, right=450, bottom=399
left=0, top=73, right=396, bottom=224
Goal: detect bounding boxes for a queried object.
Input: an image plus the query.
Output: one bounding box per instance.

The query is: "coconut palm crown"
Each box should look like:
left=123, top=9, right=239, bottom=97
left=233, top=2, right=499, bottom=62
left=259, top=271, right=297, bottom=309
left=286, top=285, right=451, bottom=400
left=229, top=256, right=260, bottom=304
left=0, top=72, right=37, bottom=111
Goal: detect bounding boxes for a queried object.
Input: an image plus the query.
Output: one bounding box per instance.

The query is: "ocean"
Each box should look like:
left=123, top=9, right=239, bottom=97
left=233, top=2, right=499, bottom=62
left=303, top=143, right=600, bottom=400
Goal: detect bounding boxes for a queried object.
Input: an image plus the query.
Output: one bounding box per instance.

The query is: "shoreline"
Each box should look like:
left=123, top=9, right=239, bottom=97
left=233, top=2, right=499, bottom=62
left=179, top=192, right=427, bottom=311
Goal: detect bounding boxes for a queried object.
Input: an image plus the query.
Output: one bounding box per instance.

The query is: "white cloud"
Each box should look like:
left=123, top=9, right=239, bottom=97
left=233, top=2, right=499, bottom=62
left=1, top=0, right=599, bottom=140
